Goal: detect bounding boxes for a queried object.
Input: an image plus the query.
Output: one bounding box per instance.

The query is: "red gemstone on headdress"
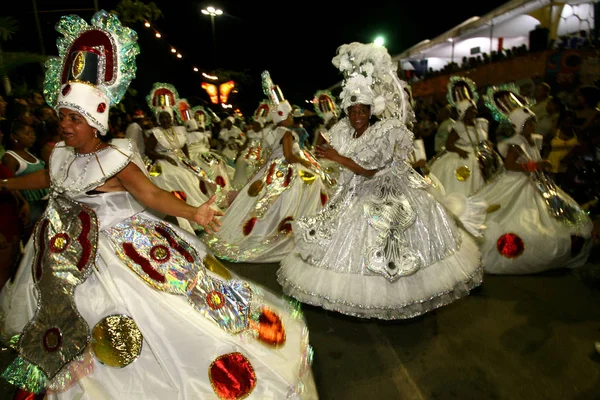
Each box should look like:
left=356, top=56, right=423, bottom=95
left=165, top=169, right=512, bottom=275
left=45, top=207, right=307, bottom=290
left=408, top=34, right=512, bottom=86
left=277, top=111, right=284, bottom=116
left=97, top=103, right=107, bottom=113
left=61, top=84, right=71, bottom=96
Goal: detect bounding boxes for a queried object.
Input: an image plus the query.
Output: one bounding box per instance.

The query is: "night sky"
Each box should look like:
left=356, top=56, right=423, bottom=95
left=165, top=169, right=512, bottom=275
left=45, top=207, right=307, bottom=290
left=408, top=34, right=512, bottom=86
left=7, top=0, right=508, bottom=114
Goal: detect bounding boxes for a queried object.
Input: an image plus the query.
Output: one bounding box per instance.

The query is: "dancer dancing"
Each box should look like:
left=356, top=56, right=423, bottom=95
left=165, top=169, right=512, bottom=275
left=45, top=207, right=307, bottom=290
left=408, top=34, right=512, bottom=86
left=277, top=42, right=483, bottom=319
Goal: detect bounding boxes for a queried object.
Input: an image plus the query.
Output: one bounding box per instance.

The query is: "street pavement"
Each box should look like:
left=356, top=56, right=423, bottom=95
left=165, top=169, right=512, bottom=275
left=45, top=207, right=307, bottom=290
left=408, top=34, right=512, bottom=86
left=1, top=256, right=599, bottom=399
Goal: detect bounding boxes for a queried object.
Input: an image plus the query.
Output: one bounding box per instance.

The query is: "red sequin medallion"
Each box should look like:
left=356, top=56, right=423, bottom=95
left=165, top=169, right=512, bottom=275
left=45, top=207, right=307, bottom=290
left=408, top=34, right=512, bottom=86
left=497, top=233, right=525, bottom=259
left=278, top=217, right=294, bottom=234
left=257, top=307, right=286, bottom=346
left=209, top=352, right=256, bottom=400
left=97, top=102, right=107, bottom=113
left=242, top=217, right=257, bottom=236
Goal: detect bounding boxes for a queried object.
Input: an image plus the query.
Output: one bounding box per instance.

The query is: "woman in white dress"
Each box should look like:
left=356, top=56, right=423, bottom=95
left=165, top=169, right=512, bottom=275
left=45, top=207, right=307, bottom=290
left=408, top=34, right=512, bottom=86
left=477, top=84, right=593, bottom=274
left=231, top=106, right=268, bottom=190
left=0, top=11, right=317, bottom=399
left=175, top=99, right=235, bottom=201
left=203, top=71, right=335, bottom=263
left=277, top=43, right=483, bottom=320
left=428, top=76, right=503, bottom=197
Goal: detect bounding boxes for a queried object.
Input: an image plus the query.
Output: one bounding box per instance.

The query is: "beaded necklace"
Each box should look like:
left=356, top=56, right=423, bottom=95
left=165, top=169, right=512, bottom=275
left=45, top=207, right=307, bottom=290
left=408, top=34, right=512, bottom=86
left=53, top=141, right=106, bottom=196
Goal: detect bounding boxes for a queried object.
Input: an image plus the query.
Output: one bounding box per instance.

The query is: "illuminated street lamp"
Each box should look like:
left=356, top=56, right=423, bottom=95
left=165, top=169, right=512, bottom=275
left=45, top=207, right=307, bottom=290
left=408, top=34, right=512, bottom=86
left=201, top=6, right=223, bottom=67
left=374, top=36, right=385, bottom=46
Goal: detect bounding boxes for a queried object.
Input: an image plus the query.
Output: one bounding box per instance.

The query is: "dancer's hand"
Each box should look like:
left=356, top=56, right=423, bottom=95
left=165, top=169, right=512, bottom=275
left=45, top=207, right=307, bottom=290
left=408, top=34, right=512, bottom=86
left=193, top=195, right=224, bottom=233
left=538, top=160, right=552, bottom=171
left=315, top=145, right=339, bottom=161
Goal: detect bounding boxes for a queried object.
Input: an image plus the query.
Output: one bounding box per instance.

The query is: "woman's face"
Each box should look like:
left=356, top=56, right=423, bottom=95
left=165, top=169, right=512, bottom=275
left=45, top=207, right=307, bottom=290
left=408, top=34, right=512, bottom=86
left=463, top=106, right=477, bottom=123
left=12, top=125, right=37, bottom=149
left=159, top=112, right=172, bottom=129
left=58, top=108, right=96, bottom=149
left=347, top=104, right=370, bottom=133
left=19, top=110, right=35, bottom=126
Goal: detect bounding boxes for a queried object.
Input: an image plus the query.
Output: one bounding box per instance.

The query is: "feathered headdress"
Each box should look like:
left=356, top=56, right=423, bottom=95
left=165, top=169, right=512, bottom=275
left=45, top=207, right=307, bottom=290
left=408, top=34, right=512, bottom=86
left=331, top=42, right=411, bottom=123
left=484, top=83, right=536, bottom=135
left=43, top=10, right=140, bottom=135
left=262, top=70, right=292, bottom=124
left=446, top=76, right=479, bottom=121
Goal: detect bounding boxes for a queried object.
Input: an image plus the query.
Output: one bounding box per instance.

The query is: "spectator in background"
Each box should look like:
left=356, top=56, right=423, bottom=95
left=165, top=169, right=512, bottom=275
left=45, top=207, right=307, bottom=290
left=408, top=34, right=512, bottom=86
left=416, top=109, right=438, bottom=159
left=531, top=82, right=552, bottom=123
left=434, top=104, right=456, bottom=153
left=539, top=97, right=565, bottom=148
left=544, top=108, right=579, bottom=186
left=0, top=160, right=27, bottom=289
left=1, top=121, right=49, bottom=242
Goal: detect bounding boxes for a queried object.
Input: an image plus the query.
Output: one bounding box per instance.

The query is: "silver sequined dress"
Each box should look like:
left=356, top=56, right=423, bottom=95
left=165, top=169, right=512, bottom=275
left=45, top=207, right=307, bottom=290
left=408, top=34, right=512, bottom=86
left=278, top=118, right=483, bottom=319
left=0, top=139, right=317, bottom=399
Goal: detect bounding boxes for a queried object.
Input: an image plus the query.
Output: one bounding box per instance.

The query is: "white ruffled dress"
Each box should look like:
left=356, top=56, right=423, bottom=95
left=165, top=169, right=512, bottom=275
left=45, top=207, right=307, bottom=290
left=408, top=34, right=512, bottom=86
left=277, top=118, right=483, bottom=320
left=428, top=118, right=503, bottom=197
left=203, top=127, right=335, bottom=263
left=475, top=134, right=594, bottom=274
left=0, top=139, right=317, bottom=399
left=231, top=128, right=266, bottom=190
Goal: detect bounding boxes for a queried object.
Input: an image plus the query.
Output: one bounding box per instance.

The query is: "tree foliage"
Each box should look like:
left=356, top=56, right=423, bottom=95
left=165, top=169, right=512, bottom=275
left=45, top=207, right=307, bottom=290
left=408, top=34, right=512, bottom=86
left=111, top=0, right=163, bottom=27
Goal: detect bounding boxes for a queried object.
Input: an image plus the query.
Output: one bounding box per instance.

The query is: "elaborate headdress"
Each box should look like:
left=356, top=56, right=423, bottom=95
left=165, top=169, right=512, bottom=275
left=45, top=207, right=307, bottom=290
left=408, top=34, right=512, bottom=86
left=253, top=100, right=271, bottom=126
left=446, top=76, right=479, bottom=121
left=261, top=70, right=293, bottom=124
left=313, top=90, right=339, bottom=124
left=146, top=82, right=179, bottom=123
left=190, top=105, right=212, bottom=129
left=174, top=98, right=200, bottom=131
left=331, top=42, right=412, bottom=123
left=43, top=10, right=140, bottom=135
left=484, top=83, right=536, bottom=135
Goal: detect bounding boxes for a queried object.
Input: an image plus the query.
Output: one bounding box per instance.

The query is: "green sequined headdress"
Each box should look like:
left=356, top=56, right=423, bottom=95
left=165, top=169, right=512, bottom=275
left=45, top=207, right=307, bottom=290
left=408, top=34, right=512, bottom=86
left=312, top=90, right=338, bottom=122
left=146, top=82, right=179, bottom=123
left=446, top=76, right=479, bottom=120
left=190, top=105, right=212, bottom=129
left=484, top=83, right=537, bottom=135
left=43, top=10, right=140, bottom=134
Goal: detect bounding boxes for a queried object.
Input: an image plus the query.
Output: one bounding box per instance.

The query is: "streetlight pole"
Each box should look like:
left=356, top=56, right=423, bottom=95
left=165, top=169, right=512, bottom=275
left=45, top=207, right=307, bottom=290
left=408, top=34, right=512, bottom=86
left=201, top=6, right=223, bottom=68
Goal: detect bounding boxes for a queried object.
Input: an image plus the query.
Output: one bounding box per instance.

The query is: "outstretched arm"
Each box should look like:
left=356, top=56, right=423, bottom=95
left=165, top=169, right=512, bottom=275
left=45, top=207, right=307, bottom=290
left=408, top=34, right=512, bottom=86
left=116, top=162, right=222, bottom=232
left=0, top=169, right=50, bottom=191
left=504, top=145, right=551, bottom=172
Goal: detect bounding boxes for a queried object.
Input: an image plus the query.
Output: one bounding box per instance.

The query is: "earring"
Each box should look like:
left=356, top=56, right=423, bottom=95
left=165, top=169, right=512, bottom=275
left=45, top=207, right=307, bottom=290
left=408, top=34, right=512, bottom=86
left=93, top=129, right=98, bottom=138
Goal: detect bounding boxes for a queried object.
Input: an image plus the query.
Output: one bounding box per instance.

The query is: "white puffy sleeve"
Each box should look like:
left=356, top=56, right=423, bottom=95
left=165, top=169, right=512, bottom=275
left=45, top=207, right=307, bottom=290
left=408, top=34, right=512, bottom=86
left=350, top=119, right=412, bottom=170
left=328, top=118, right=352, bottom=151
